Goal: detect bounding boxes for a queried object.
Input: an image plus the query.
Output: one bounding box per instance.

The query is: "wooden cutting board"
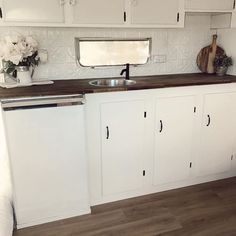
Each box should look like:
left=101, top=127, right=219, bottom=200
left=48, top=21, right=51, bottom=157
left=197, top=34, right=225, bottom=74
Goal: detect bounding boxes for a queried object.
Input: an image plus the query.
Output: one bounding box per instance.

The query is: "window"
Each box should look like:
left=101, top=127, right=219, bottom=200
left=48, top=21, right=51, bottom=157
left=75, top=38, right=151, bottom=67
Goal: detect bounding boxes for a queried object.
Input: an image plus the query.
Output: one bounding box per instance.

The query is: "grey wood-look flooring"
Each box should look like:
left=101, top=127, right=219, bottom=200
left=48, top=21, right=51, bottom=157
left=14, top=177, right=236, bottom=236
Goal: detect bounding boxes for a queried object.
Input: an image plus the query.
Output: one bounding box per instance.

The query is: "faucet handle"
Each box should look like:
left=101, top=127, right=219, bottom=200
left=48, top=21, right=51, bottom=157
left=120, top=63, right=130, bottom=79
left=120, top=68, right=126, bottom=76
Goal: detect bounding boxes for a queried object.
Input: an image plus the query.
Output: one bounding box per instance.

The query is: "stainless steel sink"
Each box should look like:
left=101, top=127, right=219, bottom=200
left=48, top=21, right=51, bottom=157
left=89, top=79, right=136, bottom=87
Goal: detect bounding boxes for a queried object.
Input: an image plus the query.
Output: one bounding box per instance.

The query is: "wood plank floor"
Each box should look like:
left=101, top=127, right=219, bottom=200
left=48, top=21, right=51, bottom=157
left=14, top=177, right=236, bottom=236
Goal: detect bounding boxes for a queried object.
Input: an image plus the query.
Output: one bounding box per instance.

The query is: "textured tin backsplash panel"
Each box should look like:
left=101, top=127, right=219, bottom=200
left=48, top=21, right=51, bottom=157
left=0, top=15, right=213, bottom=80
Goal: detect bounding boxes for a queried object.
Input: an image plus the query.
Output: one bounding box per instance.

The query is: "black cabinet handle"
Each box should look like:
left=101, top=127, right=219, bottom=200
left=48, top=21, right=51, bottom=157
left=177, top=12, right=180, bottom=22
left=124, top=11, right=126, bottom=22
left=106, top=126, right=109, bottom=139
left=207, top=115, right=211, bottom=127
left=159, top=120, right=163, bottom=133
left=0, top=8, right=2, bottom=19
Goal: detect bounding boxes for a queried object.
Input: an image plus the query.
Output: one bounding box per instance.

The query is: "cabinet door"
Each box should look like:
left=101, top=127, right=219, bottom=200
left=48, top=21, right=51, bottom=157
left=185, top=0, right=235, bottom=11
left=153, top=96, right=195, bottom=185
left=72, top=0, right=125, bottom=24
left=101, top=100, right=145, bottom=196
left=230, top=93, right=236, bottom=171
left=197, top=93, right=234, bottom=176
left=131, top=0, right=180, bottom=25
left=232, top=154, right=236, bottom=170
left=2, top=0, right=65, bottom=23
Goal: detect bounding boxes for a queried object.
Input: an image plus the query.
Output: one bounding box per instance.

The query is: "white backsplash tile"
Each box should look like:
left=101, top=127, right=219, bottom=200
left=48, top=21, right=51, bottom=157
left=0, top=15, right=213, bottom=80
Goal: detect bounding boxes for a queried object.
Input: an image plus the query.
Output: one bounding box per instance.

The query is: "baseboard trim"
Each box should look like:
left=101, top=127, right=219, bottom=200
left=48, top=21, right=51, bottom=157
left=17, top=207, right=91, bottom=229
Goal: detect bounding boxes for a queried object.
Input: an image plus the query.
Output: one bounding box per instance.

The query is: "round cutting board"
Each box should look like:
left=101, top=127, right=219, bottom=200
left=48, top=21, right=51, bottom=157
left=197, top=34, right=225, bottom=74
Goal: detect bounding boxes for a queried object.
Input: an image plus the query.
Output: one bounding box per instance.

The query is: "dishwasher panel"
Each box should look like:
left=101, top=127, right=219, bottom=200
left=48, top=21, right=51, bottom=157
left=3, top=95, right=90, bottom=228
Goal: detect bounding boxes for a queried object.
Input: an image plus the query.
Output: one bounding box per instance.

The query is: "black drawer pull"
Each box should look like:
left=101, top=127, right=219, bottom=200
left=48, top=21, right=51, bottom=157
left=207, top=115, right=211, bottom=127
left=159, top=120, right=163, bottom=133
left=106, top=126, right=109, bottom=139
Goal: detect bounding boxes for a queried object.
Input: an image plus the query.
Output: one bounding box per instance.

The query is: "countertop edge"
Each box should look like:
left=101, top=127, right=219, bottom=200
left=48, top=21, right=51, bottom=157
left=0, top=73, right=236, bottom=100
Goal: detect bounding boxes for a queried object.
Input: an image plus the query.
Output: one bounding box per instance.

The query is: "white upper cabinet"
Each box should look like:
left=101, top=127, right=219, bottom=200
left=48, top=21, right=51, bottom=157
left=153, top=96, right=195, bottom=185
left=101, top=100, right=145, bottom=196
left=196, top=93, right=234, bottom=176
left=130, top=0, right=182, bottom=25
left=71, top=0, right=125, bottom=24
left=185, top=0, right=235, bottom=11
left=0, top=0, right=185, bottom=27
left=2, top=0, right=65, bottom=23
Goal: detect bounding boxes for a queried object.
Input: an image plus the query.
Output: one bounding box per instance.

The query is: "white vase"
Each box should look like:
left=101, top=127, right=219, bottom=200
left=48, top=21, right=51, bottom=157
left=0, top=72, right=5, bottom=83
left=16, top=66, right=32, bottom=85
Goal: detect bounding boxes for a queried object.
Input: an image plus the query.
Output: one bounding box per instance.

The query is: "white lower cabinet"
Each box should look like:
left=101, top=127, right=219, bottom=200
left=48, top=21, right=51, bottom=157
left=6, top=85, right=236, bottom=227
left=232, top=152, right=236, bottom=170
left=231, top=93, right=236, bottom=171
left=153, top=96, right=195, bottom=185
left=101, top=100, right=146, bottom=196
left=87, top=85, right=236, bottom=206
left=197, top=93, right=236, bottom=176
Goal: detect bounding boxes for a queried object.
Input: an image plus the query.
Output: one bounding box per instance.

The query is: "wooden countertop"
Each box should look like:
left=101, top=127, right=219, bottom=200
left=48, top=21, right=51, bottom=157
left=0, top=73, right=236, bottom=100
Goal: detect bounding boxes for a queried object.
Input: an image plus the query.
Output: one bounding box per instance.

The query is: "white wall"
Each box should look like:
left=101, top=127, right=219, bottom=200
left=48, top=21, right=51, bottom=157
left=217, top=29, right=236, bottom=75
left=0, top=15, right=213, bottom=80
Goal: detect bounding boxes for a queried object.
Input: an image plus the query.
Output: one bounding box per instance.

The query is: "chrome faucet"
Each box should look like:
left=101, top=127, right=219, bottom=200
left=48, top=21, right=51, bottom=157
left=120, top=63, right=130, bottom=80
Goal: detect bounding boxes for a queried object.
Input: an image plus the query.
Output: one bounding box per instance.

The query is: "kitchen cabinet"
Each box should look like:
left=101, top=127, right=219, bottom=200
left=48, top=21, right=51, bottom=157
left=153, top=96, right=195, bottom=185
left=185, top=0, right=235, bottom=11
left=196, top=93, right=235, bottom=176
left=2, top=0, right=65, bottom=23
left=232, top=154, right=236, bottom=170
left=87, top=84, right=236, bottom=206
left=3, top=96, right=90, bottom=228
left=130, top=0, right=181, bottom=25
left=0, top=0, right=185, bottom=27
left=71, top=0, right=125, bottom=24
left=101, top=100, right=146, bottom=196
left=232, top=101, right=236, bottom=170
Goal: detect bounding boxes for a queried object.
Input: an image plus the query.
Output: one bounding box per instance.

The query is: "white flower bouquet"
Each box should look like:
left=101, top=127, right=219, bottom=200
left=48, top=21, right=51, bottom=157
left=0, top=35, right=40, bottom=74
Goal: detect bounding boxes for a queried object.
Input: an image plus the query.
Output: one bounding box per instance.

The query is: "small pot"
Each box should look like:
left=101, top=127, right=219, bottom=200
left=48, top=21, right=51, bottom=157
left=216, top=66, right=228, bottom=76
left=16, top=66, right=32, bottom=84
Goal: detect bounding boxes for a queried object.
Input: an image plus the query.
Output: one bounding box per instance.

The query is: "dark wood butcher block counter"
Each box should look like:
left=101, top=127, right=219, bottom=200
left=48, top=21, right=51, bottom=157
left=0, top=73, right=236, bottom=100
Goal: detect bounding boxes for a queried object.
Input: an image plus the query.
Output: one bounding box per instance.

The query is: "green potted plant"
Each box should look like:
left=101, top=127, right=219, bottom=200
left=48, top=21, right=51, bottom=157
left=214, top=54, right=233, bottom=76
